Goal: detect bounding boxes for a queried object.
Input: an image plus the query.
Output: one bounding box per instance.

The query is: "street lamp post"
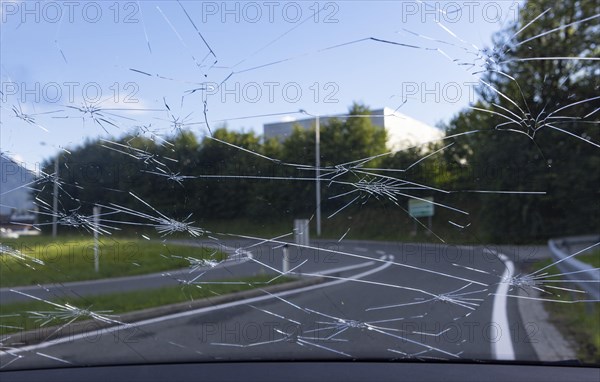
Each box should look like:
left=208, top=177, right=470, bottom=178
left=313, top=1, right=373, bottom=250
left=300, top=108, right=374, bottom=237
left=315, top=115, right=321, bottom=237
left=51, top=156, right=59, bottom=238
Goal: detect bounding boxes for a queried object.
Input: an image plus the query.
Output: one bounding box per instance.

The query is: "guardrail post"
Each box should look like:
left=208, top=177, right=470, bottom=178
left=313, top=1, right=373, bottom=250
left=294, top=219, right=310, bottom=247
left=282, top=244, right=290, bottom=273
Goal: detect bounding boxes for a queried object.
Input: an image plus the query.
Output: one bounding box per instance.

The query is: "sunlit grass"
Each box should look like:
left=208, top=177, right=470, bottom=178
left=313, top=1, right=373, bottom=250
left=0, top=275, right=294, bottom=335
left=0, top=235, right=225, bottom=288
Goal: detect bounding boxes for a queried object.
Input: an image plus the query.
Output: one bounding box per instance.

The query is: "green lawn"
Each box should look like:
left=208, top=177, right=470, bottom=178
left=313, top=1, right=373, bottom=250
left=0, top=275, right=293, bottom=335
left=201, top=208, right=479, bottom=245
left=0, top=235, right=226, bottom=288
left=528, top=258, right=600, bottom=364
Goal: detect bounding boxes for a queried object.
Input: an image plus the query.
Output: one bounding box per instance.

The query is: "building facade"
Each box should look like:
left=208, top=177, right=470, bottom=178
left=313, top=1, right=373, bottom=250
left=0, top=154, right=36, bottom=228
left=263, top=107, right=444, bottom=151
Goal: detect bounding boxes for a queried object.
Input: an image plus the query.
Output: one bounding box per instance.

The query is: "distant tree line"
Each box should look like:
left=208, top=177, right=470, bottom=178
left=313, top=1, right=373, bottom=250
left=37, top=0, right=599, bottom=242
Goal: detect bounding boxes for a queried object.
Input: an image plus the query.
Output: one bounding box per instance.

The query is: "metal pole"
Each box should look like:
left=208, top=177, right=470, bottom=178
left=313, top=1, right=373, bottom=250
left=93, top=206, right=100, bottom=273
left=51, top=156, right=59, bottom=238
left=315, top=116, right=321, bottom=236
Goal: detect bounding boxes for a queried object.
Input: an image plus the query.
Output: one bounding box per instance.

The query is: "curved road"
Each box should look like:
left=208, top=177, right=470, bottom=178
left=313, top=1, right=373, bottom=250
left=1, top=240, right=542, bottom=369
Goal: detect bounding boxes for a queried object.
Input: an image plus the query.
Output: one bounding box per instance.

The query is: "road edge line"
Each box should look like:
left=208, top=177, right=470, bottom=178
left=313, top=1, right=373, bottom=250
left=487, top=249, right=516, bottom=361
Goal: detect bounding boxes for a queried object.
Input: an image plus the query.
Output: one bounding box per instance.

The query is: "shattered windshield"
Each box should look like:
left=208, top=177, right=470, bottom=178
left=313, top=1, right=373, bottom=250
left=1, top=0, right=599, bottom=370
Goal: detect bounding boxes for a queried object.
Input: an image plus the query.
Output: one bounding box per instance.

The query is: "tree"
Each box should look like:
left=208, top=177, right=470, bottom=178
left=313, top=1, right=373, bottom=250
left=442, top=0, right=600, bottom=241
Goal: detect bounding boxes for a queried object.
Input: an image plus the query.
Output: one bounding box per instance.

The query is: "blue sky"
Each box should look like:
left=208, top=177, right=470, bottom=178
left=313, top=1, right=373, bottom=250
left=1, top=1, right=524, bottom=169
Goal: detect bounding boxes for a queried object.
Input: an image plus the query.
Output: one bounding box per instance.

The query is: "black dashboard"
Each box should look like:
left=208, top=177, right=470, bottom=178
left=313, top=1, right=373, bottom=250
left=1, top=361, right=599, bottom=382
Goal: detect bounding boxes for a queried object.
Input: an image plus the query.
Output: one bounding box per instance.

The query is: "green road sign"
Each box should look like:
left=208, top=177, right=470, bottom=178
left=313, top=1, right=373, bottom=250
left=408, top=197, right=434, bottom=218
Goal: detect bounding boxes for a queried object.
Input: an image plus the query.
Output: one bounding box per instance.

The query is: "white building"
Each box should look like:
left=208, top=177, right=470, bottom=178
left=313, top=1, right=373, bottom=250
left=0, top=154, right=36, bottom=227
left=263, top=107, right=444, bottom=151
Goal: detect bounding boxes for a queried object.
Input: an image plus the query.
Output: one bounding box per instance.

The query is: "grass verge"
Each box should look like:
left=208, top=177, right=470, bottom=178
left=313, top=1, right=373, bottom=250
left=0, top=235, right=226, bottom=288
left=201, top=208, right=481, bottom=245
left=576, top=250, right=600, bottom=268
left=0, top=275, right=294, bottom=336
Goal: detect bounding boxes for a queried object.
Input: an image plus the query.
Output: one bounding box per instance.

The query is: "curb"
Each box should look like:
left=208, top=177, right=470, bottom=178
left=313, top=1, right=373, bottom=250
left=516, top=281, right=576, bottom=361
left=5, top=277, right=324, bottom=347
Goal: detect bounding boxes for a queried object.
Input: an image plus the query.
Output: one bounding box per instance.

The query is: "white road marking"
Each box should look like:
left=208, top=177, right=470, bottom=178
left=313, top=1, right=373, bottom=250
left=309, top=261, right=375, bottom=275
left=485, top=249, right=516, bottom=361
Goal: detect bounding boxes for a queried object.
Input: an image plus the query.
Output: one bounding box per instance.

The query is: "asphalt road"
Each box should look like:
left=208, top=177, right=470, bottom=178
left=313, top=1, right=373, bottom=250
left=1, top=240, right=541, bottom=369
